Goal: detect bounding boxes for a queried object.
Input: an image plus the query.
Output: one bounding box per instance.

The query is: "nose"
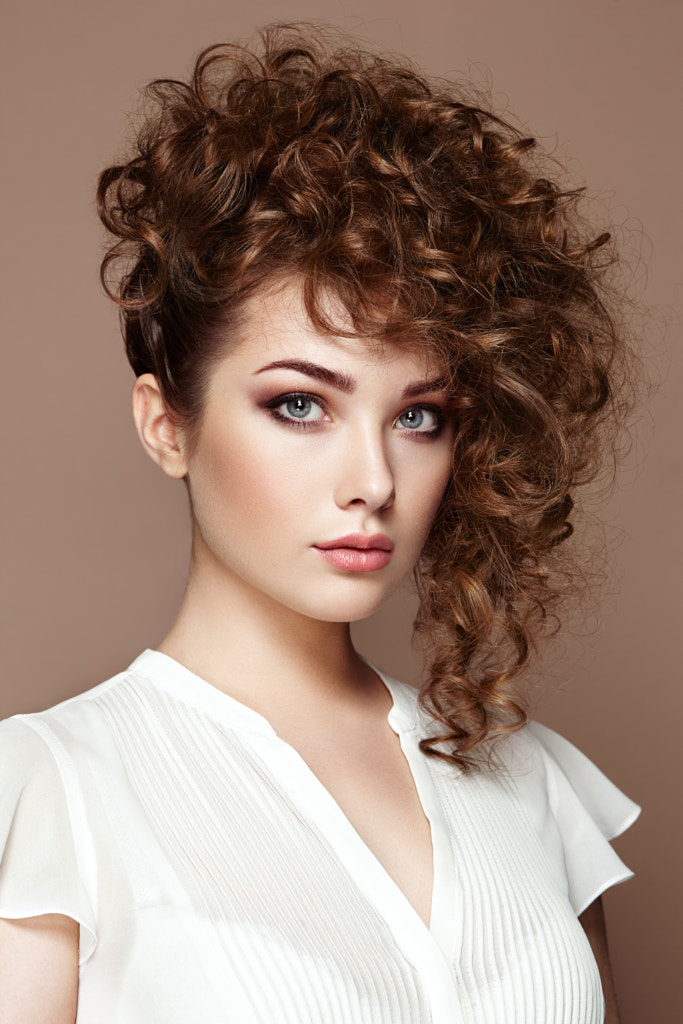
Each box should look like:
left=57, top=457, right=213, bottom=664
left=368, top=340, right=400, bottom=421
left=333, top=424, right=396, bottom=513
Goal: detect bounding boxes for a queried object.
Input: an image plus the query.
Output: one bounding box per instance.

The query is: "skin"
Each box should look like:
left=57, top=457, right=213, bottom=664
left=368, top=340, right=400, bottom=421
left=0, top=280, right=621, bottom=1021
left=145, top=282, right=456, bottom=708
left=0, top=915, right=78, bottom=1023
left=579, top=898, right=622, bottom=1023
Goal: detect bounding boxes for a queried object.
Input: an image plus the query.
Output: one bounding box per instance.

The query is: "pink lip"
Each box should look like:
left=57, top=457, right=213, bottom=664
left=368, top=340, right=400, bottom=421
left=316, top=533, right=394, bottom=552
left=313, top=533, right=394, bottom=573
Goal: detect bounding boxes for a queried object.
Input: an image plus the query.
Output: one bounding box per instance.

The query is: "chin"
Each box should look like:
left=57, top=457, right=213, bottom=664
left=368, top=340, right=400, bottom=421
left=292, top=583, right=400, bottom=625
left=306, top=605, right=386, bottom=625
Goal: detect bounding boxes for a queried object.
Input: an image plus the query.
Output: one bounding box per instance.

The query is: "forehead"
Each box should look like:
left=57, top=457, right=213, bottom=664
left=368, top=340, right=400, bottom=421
left=222, top=279, right=445, bottom=381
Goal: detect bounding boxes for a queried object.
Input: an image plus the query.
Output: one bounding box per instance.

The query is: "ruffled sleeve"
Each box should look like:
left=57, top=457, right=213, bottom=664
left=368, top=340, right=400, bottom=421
left=524, top=720, right=641, bottom=916
left=0, top=716, right=97, bottom=965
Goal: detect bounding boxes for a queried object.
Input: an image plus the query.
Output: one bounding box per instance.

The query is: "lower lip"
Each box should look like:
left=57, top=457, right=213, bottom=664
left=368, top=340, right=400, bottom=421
left=314, top=547, right=393, bottom=572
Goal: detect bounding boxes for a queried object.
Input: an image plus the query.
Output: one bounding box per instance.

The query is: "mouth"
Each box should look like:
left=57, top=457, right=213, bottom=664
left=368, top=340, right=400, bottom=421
left=313, top=534, right=394, bottom=572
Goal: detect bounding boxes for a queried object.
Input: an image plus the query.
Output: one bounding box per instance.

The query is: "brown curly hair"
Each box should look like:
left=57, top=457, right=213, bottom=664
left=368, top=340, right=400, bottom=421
left=97, top=24, right=634, bottom=768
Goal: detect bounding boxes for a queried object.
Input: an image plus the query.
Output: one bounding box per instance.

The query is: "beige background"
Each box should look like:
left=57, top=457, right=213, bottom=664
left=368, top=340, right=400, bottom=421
left=1, top=0, right=680, bottom=1018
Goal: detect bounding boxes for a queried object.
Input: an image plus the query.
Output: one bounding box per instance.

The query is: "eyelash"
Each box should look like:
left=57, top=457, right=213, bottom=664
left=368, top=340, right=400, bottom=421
left=265, top=392, right=326, bottom=429
left=265, top=392, right=446, bottom=438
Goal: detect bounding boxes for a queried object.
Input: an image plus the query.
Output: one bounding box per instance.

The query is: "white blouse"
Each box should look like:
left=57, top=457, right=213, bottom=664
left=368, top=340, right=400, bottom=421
left=0, top=650, right=639, bottom=1023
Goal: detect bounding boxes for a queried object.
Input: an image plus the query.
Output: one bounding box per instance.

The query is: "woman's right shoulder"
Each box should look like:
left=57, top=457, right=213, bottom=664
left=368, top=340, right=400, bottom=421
left=0, top=664, right=138, bottom=778
left=0, top=707, right=100, bottom=970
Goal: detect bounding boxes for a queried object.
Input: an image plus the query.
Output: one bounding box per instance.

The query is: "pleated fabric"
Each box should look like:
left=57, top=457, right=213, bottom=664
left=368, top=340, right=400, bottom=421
left=0, top=650, right=639, bottom=1023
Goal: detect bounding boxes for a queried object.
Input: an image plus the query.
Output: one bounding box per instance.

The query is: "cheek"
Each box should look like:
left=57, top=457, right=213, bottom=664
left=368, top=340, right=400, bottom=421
left=396, top=450, right=452, bottom=559
left=409, top=446, right=452, bottom=517
left=193, top=428, right=315, bottom=540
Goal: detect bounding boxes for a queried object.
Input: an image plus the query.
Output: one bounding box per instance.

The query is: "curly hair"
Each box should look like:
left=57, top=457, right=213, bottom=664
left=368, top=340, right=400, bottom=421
left=97, top=23, right=634, bottom=768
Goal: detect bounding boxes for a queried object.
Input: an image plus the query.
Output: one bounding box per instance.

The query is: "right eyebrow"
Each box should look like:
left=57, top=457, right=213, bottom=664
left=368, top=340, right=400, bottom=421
left=252, top=359, right=356, bottom=394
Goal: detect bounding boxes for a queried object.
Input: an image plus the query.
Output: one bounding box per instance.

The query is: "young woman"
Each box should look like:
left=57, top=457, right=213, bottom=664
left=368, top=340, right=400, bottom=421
left=0, top=25, right=640, bottom=1024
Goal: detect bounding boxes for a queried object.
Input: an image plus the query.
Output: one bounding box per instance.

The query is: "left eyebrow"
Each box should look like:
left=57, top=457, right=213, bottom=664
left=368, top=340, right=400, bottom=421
left=253, top=359, right=448, bottom=400
left=402, top=377, right=449, bottom=399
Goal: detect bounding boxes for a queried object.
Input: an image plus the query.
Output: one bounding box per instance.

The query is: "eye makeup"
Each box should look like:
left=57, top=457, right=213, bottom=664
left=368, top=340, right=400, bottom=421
left=265, top=391, right=328, bottom=429
left=395, top=404, right=446, bottom=437
left=262, top=389, right=449, bottom=438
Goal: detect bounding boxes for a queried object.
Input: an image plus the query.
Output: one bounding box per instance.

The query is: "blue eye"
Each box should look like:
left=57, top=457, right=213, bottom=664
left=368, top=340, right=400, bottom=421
left=285, top=397, right=313, bottom=419
left=267, top=392, right=326, bottom=427
left=396, top=407, right=441, bottom=433
left=397, top=408, right=424, bottom=429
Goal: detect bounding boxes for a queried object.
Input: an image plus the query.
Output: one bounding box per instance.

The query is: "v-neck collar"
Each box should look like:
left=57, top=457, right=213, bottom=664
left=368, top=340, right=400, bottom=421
left=130, top=648, right=419, bottom=737
left=127, top=649, right=460, bottom=1018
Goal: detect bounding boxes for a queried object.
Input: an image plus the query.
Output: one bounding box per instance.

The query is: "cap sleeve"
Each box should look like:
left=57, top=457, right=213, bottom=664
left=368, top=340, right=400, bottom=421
left=0, top=716, right=97, bottom=965
left=525, top=720, right=641, bottom=916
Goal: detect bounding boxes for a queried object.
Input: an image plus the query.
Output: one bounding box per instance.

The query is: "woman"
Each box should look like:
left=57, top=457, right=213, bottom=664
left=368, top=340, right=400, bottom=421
left=0, top=24, right=640, bottom=1024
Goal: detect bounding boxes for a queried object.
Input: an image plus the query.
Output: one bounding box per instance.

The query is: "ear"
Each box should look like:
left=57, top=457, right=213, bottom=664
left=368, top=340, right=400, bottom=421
left=131, top=374, right=188, bottom=479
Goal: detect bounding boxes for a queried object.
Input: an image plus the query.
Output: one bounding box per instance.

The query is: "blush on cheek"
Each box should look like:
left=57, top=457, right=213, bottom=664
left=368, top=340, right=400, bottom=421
left=199, top=437, right=304, bottom=540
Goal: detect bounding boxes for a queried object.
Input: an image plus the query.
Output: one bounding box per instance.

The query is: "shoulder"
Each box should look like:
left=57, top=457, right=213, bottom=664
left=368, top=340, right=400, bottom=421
left=1, top=673, right=123, bottom=738
left=0, top=661, right=147, bottom=784
left=494, top=720, right=640, bottom=838
left=492, top=720, right=641, bottom=915
left=0, top=696, right=107, bottom=969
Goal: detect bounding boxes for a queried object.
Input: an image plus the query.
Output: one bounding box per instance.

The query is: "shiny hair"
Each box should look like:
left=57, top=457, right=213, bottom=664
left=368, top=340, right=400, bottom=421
left=97, top=24, right=635, bottom=768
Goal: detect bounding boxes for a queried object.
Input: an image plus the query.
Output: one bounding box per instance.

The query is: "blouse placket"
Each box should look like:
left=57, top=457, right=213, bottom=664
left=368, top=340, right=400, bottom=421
left=241, top=681, right=465, bottom=1024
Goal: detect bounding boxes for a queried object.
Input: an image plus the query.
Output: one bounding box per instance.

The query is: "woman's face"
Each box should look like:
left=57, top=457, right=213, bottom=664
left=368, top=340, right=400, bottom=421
left=178, top=282, right=454, bottom=624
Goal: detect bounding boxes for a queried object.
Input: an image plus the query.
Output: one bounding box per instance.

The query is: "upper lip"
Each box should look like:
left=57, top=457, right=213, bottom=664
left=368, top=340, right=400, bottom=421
left=315, top=533, right=394, bottom=552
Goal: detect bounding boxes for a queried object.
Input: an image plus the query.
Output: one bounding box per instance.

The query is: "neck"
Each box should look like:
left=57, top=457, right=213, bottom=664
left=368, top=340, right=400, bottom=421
left=157, top=544, right=378, bottom=724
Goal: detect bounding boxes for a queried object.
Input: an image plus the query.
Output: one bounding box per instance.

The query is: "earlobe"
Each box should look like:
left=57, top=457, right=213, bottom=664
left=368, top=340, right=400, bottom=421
left=131, top=374, right=188, bottom=479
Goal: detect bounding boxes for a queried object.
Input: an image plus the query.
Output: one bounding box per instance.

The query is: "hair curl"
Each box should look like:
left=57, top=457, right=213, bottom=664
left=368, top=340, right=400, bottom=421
left=97, top=23, right=635, bottom=768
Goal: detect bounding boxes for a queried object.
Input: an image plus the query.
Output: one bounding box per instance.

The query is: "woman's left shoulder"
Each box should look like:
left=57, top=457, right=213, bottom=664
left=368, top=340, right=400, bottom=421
left=496, top=720, right=640, bottom=832
left=494, top=719, right=642, bottom=915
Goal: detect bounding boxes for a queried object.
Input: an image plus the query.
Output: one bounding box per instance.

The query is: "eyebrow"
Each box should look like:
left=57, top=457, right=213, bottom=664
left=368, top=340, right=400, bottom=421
left=254, top=360, right=355, bottom=393
left=253, top=359, right=448, bottom=399
left=402, top=376, right=449, bottom=399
